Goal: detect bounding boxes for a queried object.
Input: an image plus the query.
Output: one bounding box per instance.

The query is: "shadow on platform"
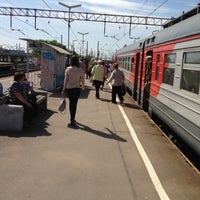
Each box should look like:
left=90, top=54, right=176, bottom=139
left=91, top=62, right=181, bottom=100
left=123, top=102, right=141, bottom=109
left=49, top=86, right=92, bottom=99
left=0, top=109, right=55, bottom=138
left=71, top=122, right=127, bottom=142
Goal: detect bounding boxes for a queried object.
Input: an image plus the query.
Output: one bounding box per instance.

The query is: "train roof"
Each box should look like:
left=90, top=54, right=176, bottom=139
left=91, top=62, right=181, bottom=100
left=163, top=4, right=200, bottom=28
left=117, top=5, right=200, bottom=55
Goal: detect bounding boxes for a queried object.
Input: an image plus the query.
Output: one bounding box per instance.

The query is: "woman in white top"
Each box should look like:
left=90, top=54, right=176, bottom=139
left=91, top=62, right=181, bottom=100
left=107, top=63, right=125, bottom=104
left=62, top=55, right=85, bottom=127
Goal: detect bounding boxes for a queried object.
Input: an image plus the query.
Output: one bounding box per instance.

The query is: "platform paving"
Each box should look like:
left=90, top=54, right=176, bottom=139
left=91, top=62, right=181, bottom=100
left=0, top=80, right=200, bottom=200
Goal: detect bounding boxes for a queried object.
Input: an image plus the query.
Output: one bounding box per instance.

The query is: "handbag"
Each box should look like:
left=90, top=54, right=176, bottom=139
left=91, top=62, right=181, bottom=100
left=58, top=98, right=66, bottom=114
left=89, top=76, right=93, bottom=83
left=121, top=83, right=126, bottom=96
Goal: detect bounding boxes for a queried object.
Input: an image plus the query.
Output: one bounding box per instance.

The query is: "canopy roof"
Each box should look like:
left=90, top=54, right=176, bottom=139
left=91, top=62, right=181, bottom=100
left=20, top=38, right=71, bottom=55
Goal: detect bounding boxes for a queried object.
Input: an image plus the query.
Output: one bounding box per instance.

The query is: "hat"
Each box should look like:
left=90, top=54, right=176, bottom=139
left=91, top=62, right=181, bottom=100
left=98, top=59, right=103, bottom=64
left=146, top=55, right=152, bottom=60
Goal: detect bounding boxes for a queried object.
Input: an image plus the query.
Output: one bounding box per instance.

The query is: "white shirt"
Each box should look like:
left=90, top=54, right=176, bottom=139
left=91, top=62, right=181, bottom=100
left=63, top=66, right=85, bottom=89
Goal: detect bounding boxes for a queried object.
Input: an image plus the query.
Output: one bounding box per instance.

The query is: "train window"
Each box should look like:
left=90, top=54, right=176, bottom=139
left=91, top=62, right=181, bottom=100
left=181, top=70, right=200, bottom=94
left=163, top=68, right=174, bottom=86
left=131, top=62, right=134, bottom=71
left=184, top=52, right=200, bottom=64
left=131, top=56, right=134, bottom=71
left=126, top=57, right=128, bottom=70
left=127, top=57, right=130, bottom=70
left=147, top=39, right=150, bottom=44
left=157, top=54, right=160, bottom=62
left=123, top=58, right=125, bottom=69
left=151, top=36, right=155, bottom=43
left=155, top=66, right=159, bottom=80
left=165, top=54, right=176, bottom=63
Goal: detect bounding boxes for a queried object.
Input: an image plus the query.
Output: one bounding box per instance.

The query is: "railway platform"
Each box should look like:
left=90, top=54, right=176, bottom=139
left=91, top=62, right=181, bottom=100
left=0, top=79, right=200, bottom=200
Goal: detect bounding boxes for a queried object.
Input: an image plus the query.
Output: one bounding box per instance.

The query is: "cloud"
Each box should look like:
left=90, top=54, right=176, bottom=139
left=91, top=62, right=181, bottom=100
left=64, top=0, right=171, bottom=17
left=0, top=3, right=13, bottom=7
left=79, top=0, right=139, bottom=14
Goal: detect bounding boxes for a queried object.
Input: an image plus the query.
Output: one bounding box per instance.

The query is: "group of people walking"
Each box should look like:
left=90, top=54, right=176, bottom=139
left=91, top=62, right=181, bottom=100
left=62, top=55, right=125, bottom=128
left=3, top=55, right=125, bottom=128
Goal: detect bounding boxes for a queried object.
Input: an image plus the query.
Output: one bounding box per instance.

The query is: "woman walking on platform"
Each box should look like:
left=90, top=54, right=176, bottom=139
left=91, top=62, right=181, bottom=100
left=106, top=63, right=125, bottom=104
left=91, top=59, right=104, bottom=99
left=62, top=55, right=85, bottom=127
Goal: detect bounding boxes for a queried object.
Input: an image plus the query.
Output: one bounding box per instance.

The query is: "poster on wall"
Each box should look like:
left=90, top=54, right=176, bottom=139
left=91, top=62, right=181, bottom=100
left=55, top=54, right=65, bottom=88
left=40, top=50, right=55, bottom=91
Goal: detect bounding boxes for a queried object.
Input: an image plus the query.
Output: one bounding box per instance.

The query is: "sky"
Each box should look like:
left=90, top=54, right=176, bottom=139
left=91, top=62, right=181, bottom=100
left=0, top=0, right=199, bottom=59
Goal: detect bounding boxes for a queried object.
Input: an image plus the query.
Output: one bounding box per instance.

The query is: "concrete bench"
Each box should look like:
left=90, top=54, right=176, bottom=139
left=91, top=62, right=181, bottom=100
left=0, top=90, right=48, bottom=131
left=0, top=104, right=24, bottom=131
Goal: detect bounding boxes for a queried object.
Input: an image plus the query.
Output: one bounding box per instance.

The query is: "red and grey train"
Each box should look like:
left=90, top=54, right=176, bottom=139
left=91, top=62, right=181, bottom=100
left=116, top=6, right=200, bottom=156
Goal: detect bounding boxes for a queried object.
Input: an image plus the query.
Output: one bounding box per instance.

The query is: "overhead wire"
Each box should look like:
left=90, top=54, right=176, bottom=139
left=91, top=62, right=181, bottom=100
left=2, top=0, right=168, bottom=55
left=41, top=0, right=78, bottom=46
left=2, top=0, right=62, bottom=41
left=111, top=0, right=169, bottom=49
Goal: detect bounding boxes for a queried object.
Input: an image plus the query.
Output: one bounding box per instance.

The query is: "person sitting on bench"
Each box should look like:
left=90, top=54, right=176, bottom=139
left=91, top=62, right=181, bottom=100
left=9, top=72, right=33, bottom=124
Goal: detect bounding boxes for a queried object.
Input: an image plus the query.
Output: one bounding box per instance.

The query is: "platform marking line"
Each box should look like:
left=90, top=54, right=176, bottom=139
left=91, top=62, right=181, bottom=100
left=118, top=104, right=170, bottom=200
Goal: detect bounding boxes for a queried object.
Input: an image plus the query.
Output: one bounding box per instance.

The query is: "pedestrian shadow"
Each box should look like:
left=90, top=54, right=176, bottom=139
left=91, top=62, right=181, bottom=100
left=122, top=102, right=141, bottom=109
left=79, top=86, right=92, bottom=99
left=100, top=98, right=112, bottom=103
left=74, top=122, right=127, bottom=142
left=0, top=110, right=54, bottom=138
left=49, top=86, right=92, bottom=99
left=99, top=99, right=140, bottom=110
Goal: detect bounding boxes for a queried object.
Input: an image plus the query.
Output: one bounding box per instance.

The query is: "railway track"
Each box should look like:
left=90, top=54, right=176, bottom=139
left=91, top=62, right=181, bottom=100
left=0, top=67, right=40, bottom=78
left=153, top=116, right=200, bottom=172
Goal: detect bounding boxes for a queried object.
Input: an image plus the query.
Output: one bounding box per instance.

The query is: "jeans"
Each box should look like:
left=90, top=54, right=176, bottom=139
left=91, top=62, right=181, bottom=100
left=66, top=88, right=81, bottom=124
left=93, top=80, right=103, bottom=98
left=112, top=85, right=124, bottom=103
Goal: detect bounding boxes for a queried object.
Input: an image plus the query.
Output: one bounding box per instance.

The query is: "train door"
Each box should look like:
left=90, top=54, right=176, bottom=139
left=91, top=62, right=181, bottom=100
left=142, top=50, right=153, bottom=111
left=133, top=53, right=140, bottom=100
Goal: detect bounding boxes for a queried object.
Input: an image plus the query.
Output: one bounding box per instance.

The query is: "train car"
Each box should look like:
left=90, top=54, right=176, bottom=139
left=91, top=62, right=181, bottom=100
left=0, top=62, right=15, bottom=73
left=116, top=6, right=200, bottom=156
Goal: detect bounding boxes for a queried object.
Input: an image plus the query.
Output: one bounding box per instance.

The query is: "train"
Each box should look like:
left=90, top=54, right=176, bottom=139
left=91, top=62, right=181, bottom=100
left=116, top=5, right=200, bottom=156
left=0, top=62, right=40, bottom=77
left=0, top=47, right=41, bottom=76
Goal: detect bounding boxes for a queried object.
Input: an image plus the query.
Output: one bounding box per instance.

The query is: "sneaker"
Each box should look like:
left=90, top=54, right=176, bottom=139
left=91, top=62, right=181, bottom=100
left=67, top=123, right=79, bottom=129
left=68, top=123, right=74, bottom=127
left=120, top=99, right=124, bottom=104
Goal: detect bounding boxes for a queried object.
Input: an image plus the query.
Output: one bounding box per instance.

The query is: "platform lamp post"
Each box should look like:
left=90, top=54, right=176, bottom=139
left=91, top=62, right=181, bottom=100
left=58, top=2, right=81, bottom=52
left=78, top=32, right=89, bottom=56
left=72, top=39, right=77, bottom=53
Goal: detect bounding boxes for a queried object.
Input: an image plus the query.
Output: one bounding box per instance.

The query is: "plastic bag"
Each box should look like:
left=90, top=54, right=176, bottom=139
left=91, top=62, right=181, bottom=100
left=121, top=83, right=126, bottom=96
left=58, top=98, right=66, bottom=114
